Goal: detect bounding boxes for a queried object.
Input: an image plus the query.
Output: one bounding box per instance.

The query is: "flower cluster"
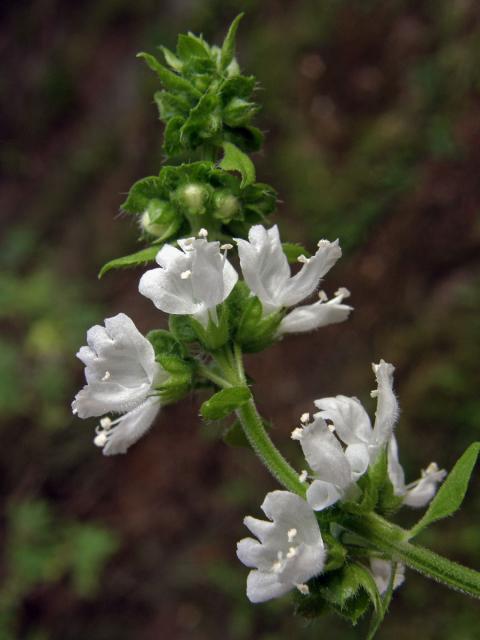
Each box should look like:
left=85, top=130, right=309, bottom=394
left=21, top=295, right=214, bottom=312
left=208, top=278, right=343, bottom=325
left=237, top=360, right=446, bottom=602
left=74, top=224, right=349, bottom=452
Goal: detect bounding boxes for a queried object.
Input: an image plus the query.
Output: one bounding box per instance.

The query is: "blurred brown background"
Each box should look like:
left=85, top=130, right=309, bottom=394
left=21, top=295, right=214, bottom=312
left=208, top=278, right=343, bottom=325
left=1, top=1, right=480, bottom=638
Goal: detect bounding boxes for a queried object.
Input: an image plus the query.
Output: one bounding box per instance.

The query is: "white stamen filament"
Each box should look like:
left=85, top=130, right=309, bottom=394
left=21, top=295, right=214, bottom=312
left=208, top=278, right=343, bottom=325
left=318, top=290, right=328, bottom=302
left=101, top=371, right=111, bottom=381
left=180, top=270, right=192, bottom=280
left=297, top=254, right=310, bottom=264
left=299, top=470, right=308, bottom=483
left=286, top=546, right=298, bottom=559
left=198, top=228, right=208, bottom=238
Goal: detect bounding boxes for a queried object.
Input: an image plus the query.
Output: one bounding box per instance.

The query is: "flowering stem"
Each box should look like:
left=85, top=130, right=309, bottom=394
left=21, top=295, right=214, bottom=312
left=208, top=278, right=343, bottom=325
left=197, top=364, right=233, bottom=389
left=213, top=343, right=306, bottom=495
left=344, top=513, right=480, bottom=599
left=235, top=399, right=307, bottom=495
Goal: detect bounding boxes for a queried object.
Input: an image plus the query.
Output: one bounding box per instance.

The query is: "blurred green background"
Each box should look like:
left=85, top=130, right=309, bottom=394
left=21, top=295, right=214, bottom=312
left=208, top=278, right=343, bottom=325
left=1, top=1, right=480, bottom=638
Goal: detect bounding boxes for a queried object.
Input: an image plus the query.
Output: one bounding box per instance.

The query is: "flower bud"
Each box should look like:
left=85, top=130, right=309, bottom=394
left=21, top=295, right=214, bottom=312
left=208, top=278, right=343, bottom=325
left=213, top=190, right=240, bottom=221
left=175, top=183, right=210, bottom=215
left=140, top=199, right=179, bottom=239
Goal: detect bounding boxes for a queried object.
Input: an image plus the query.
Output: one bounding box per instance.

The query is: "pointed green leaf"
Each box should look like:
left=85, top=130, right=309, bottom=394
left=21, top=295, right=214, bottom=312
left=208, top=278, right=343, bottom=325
left=221, top=14, right=244, bottom=69
left=160, top=46, right=183, bottom=72
left=137, top=52, right=201, bottom=97
left=177, top=33, right=210, bottom=61
left=410, top=442, right=480, bottom=537
left=98, top=246, right=159, bottom=278
left=219, top=142, right=255, bottom=188
left=200, top=386, right=250, bottom=421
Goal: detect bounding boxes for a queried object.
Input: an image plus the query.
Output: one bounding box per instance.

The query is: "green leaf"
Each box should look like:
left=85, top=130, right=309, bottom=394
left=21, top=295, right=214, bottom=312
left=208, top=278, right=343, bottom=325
left=180, top=92, right=222, bottom=146
left=220, top=13, right=244, bottom=70
left=137, top=52, right=201, bottom=98
left=160, top=46, right=183, bottom=72
left=219, top=142, right=255, bottom=188
left=146, top=330, right=185, bottom=358
left=121, top=176, right=164, bottom=214
left=177, top=33, right=210, bottom=61
left=98, top=246, right=158, bottom=278
left=282, top=242, right=311, bottom=263
left=163, top=116, right=184, bottom=155
left=410, top=442, right=480, bottom=538
left=200, top=386, right=250, bottom=421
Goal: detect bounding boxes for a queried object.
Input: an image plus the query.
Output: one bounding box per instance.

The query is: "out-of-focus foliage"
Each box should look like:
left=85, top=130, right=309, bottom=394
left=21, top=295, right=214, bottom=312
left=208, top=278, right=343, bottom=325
left=0, top=501, right=119, bottom=640
left=1, top=0, right=480, bottom=638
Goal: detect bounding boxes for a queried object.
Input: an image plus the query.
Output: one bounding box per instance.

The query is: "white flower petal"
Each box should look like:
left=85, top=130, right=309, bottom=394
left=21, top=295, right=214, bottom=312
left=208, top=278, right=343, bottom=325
left=237, top=537, right=272, bottom=570
left=277, top=298, right=352, bottom=335
left=261, top=490, right=324, bottom=546
left=370, top=559, right=405, bottom=596
left=102, top=395, right=160, bottom=456
left=236, top=225, right=291, bottom=313
left=345, top=443, right=370, bottom=480
left=371, top=360, right=399, bottom=453
left=139, top=266, right=200, bottom=315
left=279, top=541, right=326, bottom=586
left=246, top=570, right=291, bottom=603
left=191, top=240, right=238, bottom=308
left=387, top=436, right=406, bottom=496
left=306, top=479, right=342, bottom=510
left=314, top=395, right=372, bottom=446
left=73, top=313, right=162, bottom=418
left=299, top=418, right=353, bottom=489
left=140, top=238, right=237, bottom=316
left=280, top=239, right=342, bottom=307
left=403, top=466, right=447, bottom=508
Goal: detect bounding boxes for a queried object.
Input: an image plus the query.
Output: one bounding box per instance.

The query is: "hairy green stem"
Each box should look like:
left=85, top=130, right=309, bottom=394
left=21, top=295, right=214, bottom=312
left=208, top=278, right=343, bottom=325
left=235, top=399, right=307, bottom=496
left=213, top=344, right=306, bottom=495
left=344, top=513, right=480, bottom=599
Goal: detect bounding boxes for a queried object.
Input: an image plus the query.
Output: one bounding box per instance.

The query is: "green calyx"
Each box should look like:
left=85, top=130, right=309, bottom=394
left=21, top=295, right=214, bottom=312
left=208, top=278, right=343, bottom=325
left=138, top=14, right=263, bottom=157
left=147, top=329, right=194, bottom=403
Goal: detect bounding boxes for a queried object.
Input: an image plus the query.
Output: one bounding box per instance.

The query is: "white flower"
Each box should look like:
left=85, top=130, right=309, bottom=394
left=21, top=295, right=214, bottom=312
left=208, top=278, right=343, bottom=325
left=369, top=558, right=405, bottom=596
left=235, top=225, right=351, bottom=333
left=292, top=361, right=401, bottom=510
left=277, top=287, right=352, bottom=336
left=138, top=236, right=238, bottom=327
left=295, top=417, right=367, bottom=511
left=72, top=313, right=166, bottom=456
left=387, top=437, right=447, bottom=508
left=314, top=360, right=399, bottom=465
left=237, top=490, right=326, bottom=603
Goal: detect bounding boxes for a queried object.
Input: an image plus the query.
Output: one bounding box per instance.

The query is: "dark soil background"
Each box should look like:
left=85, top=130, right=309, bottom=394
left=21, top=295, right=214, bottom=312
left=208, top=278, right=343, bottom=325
left=1, top=1, right=479, bottom=639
